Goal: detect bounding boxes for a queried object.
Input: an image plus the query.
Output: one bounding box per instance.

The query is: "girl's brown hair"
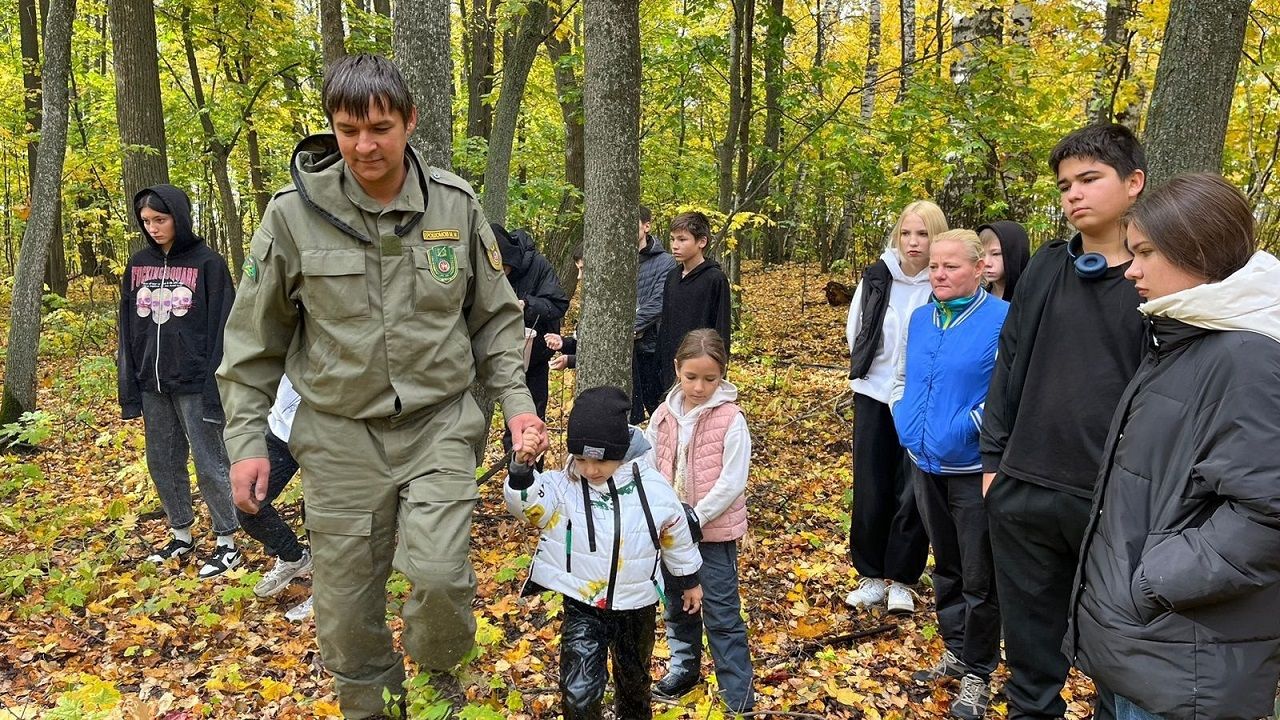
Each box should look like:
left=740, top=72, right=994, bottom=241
left=1124, top=173, right=1256, bottom=282
left=674, top=329, right=728, bottom=374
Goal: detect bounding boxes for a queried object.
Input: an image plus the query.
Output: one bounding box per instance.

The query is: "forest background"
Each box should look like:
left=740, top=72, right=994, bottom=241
left=2, top=0, right=1279, bottom=717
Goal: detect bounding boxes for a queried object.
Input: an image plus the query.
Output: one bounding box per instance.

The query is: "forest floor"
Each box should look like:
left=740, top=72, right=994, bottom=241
left=0, top=262, right=1098, bottom=719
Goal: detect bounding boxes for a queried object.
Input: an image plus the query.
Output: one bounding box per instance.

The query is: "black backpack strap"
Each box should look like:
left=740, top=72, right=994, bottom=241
left=631, top=463, right=661, bottom=550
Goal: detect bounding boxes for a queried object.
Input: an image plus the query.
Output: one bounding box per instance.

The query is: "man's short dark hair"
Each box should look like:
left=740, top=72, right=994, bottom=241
left=639, top=205, right=652, bottom=224
left=1050, top=123, right=1147, bottom=179
left=670, top=211, right=711, bottom=241
left=322, top=54, right=416, bottom=125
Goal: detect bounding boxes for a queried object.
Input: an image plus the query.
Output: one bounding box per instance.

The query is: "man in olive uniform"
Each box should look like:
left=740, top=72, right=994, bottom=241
left=217, top=55, right=548, bottom=718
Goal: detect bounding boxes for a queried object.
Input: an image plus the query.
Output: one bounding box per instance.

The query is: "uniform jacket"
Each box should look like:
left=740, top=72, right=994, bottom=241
left=635, top=235, right=677, bottom=354
left=118, top=184, right=235, bottom=421
left=891, top=289, right=1008, bottom=475
left=645, top=382, right=750, bottom=541
left=216, top=134, right=534, bottom=463
left=1068, top=251, right=1280, bottom=719
left=845, top=249, right=933, bottom=404
left=506, top=430, right=702, bottom=610
left=502, top=228, right=569, bottom=367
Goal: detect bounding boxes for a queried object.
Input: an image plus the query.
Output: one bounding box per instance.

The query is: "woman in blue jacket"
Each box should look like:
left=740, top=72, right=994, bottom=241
left=891, top=229, right=1008, bottom=720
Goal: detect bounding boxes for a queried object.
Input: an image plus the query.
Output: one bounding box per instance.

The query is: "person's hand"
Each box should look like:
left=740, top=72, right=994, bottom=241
left=515, top=427, right=541, bottom=465
left=509, top=413, right=549, bottom=457
left=549, top=354, right=570, bottom=371
left=544, top=333, right=563, bottom=351
left=232, top=458, right=270, bottom=514
left=517, top=299, right=526, bottom=311
left=982, top=472, right=996, bottom=497
left=682, top=584, right=703, bottom=614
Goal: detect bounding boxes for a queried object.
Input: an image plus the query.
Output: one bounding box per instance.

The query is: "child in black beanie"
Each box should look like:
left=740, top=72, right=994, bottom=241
left=506, top=386, right=703, bottom=720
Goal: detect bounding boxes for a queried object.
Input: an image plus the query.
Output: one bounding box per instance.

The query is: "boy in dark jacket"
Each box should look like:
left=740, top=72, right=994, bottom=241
left=656, top=211, right=731, bottom=390
left=979, top=124, right=1147, bottom=719
left=633, top=206, right=677, bottom=421
left=118, top=184, right=240, bottom=579
left=493, top=224, right=569, bottom=433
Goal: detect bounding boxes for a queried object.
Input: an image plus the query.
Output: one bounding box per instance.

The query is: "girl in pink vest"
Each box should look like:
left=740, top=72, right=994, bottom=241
left=644, top=328, right=754, bottom=712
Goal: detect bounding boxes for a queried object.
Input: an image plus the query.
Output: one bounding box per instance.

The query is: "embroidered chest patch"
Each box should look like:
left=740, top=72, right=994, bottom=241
left=428, top=245, right=459, bottom=284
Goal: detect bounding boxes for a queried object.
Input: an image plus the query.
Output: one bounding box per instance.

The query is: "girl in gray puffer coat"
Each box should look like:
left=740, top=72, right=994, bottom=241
left=1068, top=174, right=1280, bottom=720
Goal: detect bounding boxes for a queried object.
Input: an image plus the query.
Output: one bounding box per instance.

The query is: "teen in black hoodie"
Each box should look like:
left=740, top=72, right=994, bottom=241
left=657, top=211, right=732, bottom=390
left=976, top=221, right=1031, bottom=301
left=118, top=184, right=240, bottom=578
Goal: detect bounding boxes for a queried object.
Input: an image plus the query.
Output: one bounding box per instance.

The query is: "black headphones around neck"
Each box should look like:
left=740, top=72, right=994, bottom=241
left=1067, top=236, right=1109, bottom=280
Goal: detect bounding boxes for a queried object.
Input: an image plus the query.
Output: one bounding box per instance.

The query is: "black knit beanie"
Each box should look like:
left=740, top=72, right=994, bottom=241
left=567, top=386, right=632, bottom=461
left=490, top=222, right=523, bottom=268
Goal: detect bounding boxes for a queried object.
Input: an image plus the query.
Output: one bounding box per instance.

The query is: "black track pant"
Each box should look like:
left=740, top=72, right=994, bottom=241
left=560, top=598, right=657, bottom=720
left=849, top=393, right=929, bottom=583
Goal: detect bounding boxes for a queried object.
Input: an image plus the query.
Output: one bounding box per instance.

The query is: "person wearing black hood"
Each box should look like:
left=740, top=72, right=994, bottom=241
left=492, top=223, right=569, bottom=441
left=976, top=221, right=1030, bottom=301
left=118, top=184, right=241, bottom=579
left=657, top=211, right=732, bottom=390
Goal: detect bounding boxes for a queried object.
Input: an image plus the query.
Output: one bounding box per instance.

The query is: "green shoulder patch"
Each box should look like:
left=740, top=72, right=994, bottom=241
left=428, top=245, right=459, bottom=284
left=243, top=256, right=259, bottom=282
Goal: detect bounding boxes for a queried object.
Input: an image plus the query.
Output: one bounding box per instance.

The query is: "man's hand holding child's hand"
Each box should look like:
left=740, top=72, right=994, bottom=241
left=682, top=585, right=703, bottom=614
left=514, top=426, right=541, bottom=465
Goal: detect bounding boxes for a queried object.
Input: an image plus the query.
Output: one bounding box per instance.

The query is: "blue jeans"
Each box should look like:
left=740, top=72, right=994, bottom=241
left=661, top=540, right=754, bottom=711
left=1116, top=696, right=1163, bottom=720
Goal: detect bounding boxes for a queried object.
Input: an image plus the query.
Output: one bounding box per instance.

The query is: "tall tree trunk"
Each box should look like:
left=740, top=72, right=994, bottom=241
left=480, top=1, right=549, bottom=226
left=464, top=0, right=498, bottom=167
left=760, top=0, right=786, bottom=263
left=3, top=0, right=76, bottom=429
left=1144, top=0, right=1249, bottom=188
left=245, top=120, right=270, bottom=219
left=319, top=0, right=347, bottom=70
left=862, top=0, right=881, bottom=121
left=181, top=6, right=244, bottom=272
left=543, top=21, right=587, bottom=295
left=1088, top=0, right=1136, bottom=125
left=898, top=0, right=915, bottom=102
left=578, top=0, right=640, bottom=394
left=717, top=3, right=743, bottom=216
left=109, top=0, right=169, bottom=250
left=395, top=0, right=454, bottom=169
left=21, top=0, right=67, bottom=296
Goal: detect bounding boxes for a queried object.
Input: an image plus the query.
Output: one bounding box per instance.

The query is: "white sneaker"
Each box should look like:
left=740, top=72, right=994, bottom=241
left=887, top=583, right=916, bottom=614
left=253, top=550, right=313, bottom=598
left=844, top=577, right=887, bottom=609
left=285, top=596, right=314, bottom=623
left=197, top=545, right=242, bottom=579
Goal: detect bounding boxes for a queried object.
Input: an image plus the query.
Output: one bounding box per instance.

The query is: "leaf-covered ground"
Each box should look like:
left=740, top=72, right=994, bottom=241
left=0, top=263, right=1098, bottom=719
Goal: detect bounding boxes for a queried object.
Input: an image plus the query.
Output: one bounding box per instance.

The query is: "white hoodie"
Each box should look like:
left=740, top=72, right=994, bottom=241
left=644, top=381, right=751, bottom=529
left=1139, top=251, right=1280, bottom=343
left=846, top=249, right=933, bottom=403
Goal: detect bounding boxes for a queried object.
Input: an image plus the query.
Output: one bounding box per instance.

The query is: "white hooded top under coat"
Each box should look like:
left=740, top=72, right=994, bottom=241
left=845, top=248, right=934, bottom=403
left=1138, top=250, right=1280, bottom=343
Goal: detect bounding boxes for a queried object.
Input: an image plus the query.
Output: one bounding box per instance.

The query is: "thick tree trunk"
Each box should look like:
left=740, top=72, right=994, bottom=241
left=578, top=0, right=640, bottom=394
left=464, top=0, right=498, bottom=157
left=3, top=0, right=76, bottom=429
left=862, top=0, right=881, bottom=121
left=480, top=1, right=549, bottom=226
left=21, top=0, right=67, bottom=296
left=1144, top=0, right=1250, bottom=188
left=319, top=0, right=347, bottom=70
left=543, top=22, right=587, bottom=296
left=395, top=0, right=454, bottom=169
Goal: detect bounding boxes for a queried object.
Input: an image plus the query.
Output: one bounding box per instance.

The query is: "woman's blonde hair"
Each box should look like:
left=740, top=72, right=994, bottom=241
left=674, top=329, right=728, bottom=375
left=889, top=200, right=949, bottom=254
left=930, top=229, right=985, bottom=264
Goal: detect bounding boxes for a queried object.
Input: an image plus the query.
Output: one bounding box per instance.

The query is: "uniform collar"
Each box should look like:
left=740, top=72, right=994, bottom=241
left=342, top=160, right=425, bottom=215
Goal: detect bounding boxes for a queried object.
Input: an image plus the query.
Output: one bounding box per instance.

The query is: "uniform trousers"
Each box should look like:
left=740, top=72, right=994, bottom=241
left=291, top=392, right=484, bottom=719
left=560, top=598, right=657, bottom=720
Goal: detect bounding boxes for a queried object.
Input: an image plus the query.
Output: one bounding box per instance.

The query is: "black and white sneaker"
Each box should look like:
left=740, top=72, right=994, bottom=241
left=198, top=545, right=242, bottom=579
left=144, top=537, right=194, bottom=563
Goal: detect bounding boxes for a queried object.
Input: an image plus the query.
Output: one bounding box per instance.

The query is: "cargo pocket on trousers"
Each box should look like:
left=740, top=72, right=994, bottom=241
left=300, top=249, right=371, bottom=319
left=305, top=505, right=375, bottom=589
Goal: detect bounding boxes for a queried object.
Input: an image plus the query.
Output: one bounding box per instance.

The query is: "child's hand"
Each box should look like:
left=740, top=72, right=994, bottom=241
left=514, top=426, right=541, bottom=465
left=549, top=354, right=570, bottom=371
left=544, top=333, right=563, bottom=350
left=682, top=585, right=703, bottom=615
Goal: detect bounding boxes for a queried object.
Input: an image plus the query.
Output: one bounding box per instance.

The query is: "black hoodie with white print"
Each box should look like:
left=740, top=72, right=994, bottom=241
left=118, top=184, right=235, bottom=421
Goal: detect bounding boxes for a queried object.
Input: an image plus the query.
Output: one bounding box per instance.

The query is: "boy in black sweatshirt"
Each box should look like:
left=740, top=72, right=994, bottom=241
left=976, top=124, right=1147, bottom=720
left=656, top=211, right=731, bottom=390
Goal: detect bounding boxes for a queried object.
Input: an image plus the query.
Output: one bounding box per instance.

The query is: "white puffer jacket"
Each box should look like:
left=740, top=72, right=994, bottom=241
left=505, top=429, right=702, bottom=610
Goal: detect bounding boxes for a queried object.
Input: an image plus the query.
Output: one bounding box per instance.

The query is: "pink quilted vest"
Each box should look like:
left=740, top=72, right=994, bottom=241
left=651, top=401, right=748, bottom=542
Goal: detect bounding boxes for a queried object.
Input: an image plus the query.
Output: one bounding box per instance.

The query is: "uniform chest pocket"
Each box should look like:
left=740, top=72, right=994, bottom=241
left=412, top=245, right=467, bottom=313
left=300, top=249, right=371, bottom=319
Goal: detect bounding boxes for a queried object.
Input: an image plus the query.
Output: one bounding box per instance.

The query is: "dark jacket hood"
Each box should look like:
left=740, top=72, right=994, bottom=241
left=289, top=133, right=428, bottom=243
left=976, top=220, right=1030, bottom=300
left=498, top=226, right=538, bottom=278
left=639, top=235, right=666, bottom=257
left=133, top=184, right=203, bottom=257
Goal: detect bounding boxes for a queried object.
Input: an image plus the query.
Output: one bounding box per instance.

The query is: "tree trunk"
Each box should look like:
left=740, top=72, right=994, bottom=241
left=395, top=0, right=454, bottom=169
left=464, top=0, right=497, bottom=159
left=20, top=0, right=67, bottom=296
left=1088, top=0, right=1136, bottom=125
left=577, top=0, right=640, bottom=394
left=3, top=0, right=76, bottom=429
left=374, top=0, right=391, bottom=17
left=245, top=120, right=270, bottom=219
left=480, top=1, right=549, bottom=226
left=898, top=0, right=915, bottom=101
left=717, top=3, right=743, bottom=215
left=1144, top=0, right=1249, bottom=188
left=760, top=0, right=786, bottom=263
left=543, top=21, right=587, bottom=296
left=862, top=0, right=881, bottom=121
left=319, top=0, right=347, bottom=70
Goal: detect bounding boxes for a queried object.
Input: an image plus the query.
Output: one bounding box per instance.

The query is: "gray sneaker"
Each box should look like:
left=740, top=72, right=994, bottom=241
left=254, top=550, right=313, bottom=597
left=950, top=673, right=991, bottom=720
left=284, top=595, right=313, bottom=623
left=912, top=649, right=968, bottom=684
